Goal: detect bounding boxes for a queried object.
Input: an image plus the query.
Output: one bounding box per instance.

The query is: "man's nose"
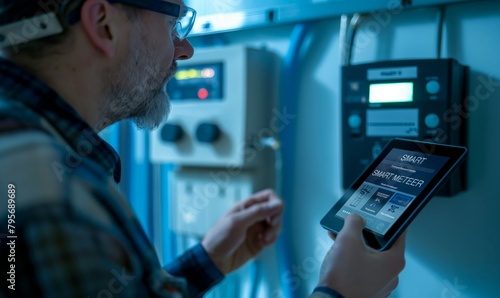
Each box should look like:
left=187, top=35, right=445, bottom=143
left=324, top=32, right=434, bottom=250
left=174, top=38, right=194, bottom=60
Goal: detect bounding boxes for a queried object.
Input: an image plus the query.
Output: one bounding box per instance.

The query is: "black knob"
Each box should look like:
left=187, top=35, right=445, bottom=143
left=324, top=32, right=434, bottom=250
left=161, top=123, right=183, bottom=143
left=196, top=123, right=221, bottom=143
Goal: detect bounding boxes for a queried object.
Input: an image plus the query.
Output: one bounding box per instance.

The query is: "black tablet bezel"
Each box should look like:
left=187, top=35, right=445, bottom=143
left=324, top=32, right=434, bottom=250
left=320, top=138, right=468, bottom=251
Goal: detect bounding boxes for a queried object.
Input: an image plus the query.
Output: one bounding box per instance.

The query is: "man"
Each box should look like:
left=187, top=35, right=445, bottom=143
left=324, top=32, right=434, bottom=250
left=0, top=0, right=406, bottom=297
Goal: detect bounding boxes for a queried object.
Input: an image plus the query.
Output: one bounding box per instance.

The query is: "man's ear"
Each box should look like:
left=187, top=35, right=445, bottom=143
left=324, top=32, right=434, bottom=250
left=79, top=0, right=120, bottom=57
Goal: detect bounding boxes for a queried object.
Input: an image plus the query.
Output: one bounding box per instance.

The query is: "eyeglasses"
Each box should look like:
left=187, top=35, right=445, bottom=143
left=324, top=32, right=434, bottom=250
left=109, top=0, right=197, bottom=41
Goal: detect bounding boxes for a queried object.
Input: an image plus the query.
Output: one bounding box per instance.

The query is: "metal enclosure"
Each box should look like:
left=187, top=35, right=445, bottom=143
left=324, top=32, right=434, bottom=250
left=341, top=59, right=468, bottom=196
left=150, top=46, right=278, bottom=235
left=187, top=0, right=480, bottom=36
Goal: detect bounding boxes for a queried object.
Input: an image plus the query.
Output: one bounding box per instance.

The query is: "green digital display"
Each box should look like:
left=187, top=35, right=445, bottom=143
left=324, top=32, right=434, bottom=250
left=369, top=82, right=414, bottom=103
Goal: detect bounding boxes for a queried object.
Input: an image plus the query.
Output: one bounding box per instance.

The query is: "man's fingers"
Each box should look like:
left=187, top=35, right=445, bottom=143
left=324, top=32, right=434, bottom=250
left=228, top=196, right=268, bottom=214
left=383, top=229, right=407, bottom=257
left=262, top=231, right=278, bottom=245
left=269, top=213, right=282, bottom=227
left=336, top=213, right=366, bottom=246
left=232, top=198, right=284, bottom=228
left=264, top=215, right=282, bottom=238
left=340, top=213, right=366, bottom=234
left=245, top=189, right=279, bottom=206
left=391, top=230, right=407, bottom=252
left=228, top=189, right=280, bottom=213
left=380, top=230, right=407, bottom=272
left=328, top=231, right=337, bottom=241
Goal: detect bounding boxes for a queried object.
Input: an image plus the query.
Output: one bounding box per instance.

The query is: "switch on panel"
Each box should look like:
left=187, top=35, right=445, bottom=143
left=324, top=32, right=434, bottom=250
left=161, top=123, right=184, bottom=143
left=196, top=122, right=221, bottom=143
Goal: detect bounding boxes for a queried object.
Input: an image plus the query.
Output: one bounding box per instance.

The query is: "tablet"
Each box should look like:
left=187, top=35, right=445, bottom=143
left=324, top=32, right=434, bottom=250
left=320, top=138, right=468, bottom=251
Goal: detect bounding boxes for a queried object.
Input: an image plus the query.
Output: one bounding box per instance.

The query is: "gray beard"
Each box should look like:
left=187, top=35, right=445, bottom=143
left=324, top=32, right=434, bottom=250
left=98, top=26, right=173, bottom=131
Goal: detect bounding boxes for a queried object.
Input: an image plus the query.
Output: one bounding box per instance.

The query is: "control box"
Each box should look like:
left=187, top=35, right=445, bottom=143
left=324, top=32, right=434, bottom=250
left=150, top=46, right=277, bottom=168
left=150, top=46, right=278, bottom=235
left=342, top=59, right=468, bottom=196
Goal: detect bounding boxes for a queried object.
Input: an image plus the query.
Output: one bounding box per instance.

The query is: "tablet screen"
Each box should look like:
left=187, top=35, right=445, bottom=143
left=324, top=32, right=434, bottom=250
left=335, top=148, right=449, bottom=235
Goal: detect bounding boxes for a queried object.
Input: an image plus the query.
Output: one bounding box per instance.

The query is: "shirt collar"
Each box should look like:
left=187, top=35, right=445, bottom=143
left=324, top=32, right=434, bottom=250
left=0, top=57, right=122, bottom=183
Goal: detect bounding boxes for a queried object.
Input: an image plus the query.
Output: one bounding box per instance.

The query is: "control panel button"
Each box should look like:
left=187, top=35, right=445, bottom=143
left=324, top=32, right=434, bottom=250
left=161, top=123, right=184, bottom=142
left=425, top=113, right=440, bottom=129
left=426, top=80, right=441, bottom=95
left=196, top=123, right=221, bottom=143
left=348, top=114, right=362, bottom=129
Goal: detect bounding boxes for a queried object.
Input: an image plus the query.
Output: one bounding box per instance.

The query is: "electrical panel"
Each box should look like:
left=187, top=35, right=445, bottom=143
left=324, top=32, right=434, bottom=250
left=150, top=46, right=278, bottom=235
left=150, top=46, right=276, bottom=168
left=342, top=59, right=468, bottom=196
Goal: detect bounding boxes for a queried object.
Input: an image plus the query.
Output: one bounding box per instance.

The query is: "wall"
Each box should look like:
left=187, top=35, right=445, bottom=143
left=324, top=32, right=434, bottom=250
left=189, top=0, right=500, bottom=296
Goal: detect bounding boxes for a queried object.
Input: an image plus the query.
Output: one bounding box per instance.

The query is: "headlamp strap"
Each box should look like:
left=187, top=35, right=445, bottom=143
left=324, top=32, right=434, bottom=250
left=0, top=12, right=63, bottom=49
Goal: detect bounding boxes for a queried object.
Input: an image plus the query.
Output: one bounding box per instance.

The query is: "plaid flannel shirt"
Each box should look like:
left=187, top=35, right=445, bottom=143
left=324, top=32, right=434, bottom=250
left=0, top=58, right=224, bottom=298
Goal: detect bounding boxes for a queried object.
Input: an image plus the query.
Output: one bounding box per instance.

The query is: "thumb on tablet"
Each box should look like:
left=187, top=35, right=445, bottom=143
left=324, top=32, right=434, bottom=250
left=336, top=213, right=366, bottom=246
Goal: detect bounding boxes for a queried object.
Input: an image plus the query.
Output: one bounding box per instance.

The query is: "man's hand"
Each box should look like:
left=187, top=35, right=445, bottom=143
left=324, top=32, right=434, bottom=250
left=317, top=214, right=407, bottom=298
left=201, top=189, right=284, bottom=274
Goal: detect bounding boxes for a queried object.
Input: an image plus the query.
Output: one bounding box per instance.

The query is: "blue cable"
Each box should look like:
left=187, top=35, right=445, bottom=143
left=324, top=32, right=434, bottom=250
left=125, top=122, right=152, bottom=239
left=278, top=23, right=311, bottom=298
left=249, top=260, right=260, bottom=298
left=161, top=164, right=177, bottom=263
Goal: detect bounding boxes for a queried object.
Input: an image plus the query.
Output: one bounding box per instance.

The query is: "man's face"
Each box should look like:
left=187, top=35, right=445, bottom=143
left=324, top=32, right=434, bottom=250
left=101, top=0, right=193, bottom=130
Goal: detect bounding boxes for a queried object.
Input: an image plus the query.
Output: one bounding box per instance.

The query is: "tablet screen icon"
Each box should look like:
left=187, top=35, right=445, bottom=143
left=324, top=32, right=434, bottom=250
left=350, top=184, right=374, bottom=207
left=361, top=189, right=394, bottom=215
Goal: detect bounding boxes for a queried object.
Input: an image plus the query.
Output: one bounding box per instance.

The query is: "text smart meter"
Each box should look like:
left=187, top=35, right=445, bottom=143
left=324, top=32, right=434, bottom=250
left=342, top=59, right=468, bottom=196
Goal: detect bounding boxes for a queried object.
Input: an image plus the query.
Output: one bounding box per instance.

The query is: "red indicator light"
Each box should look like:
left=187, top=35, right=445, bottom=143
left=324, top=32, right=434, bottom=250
left=198, top=88, right=209, bottom=100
